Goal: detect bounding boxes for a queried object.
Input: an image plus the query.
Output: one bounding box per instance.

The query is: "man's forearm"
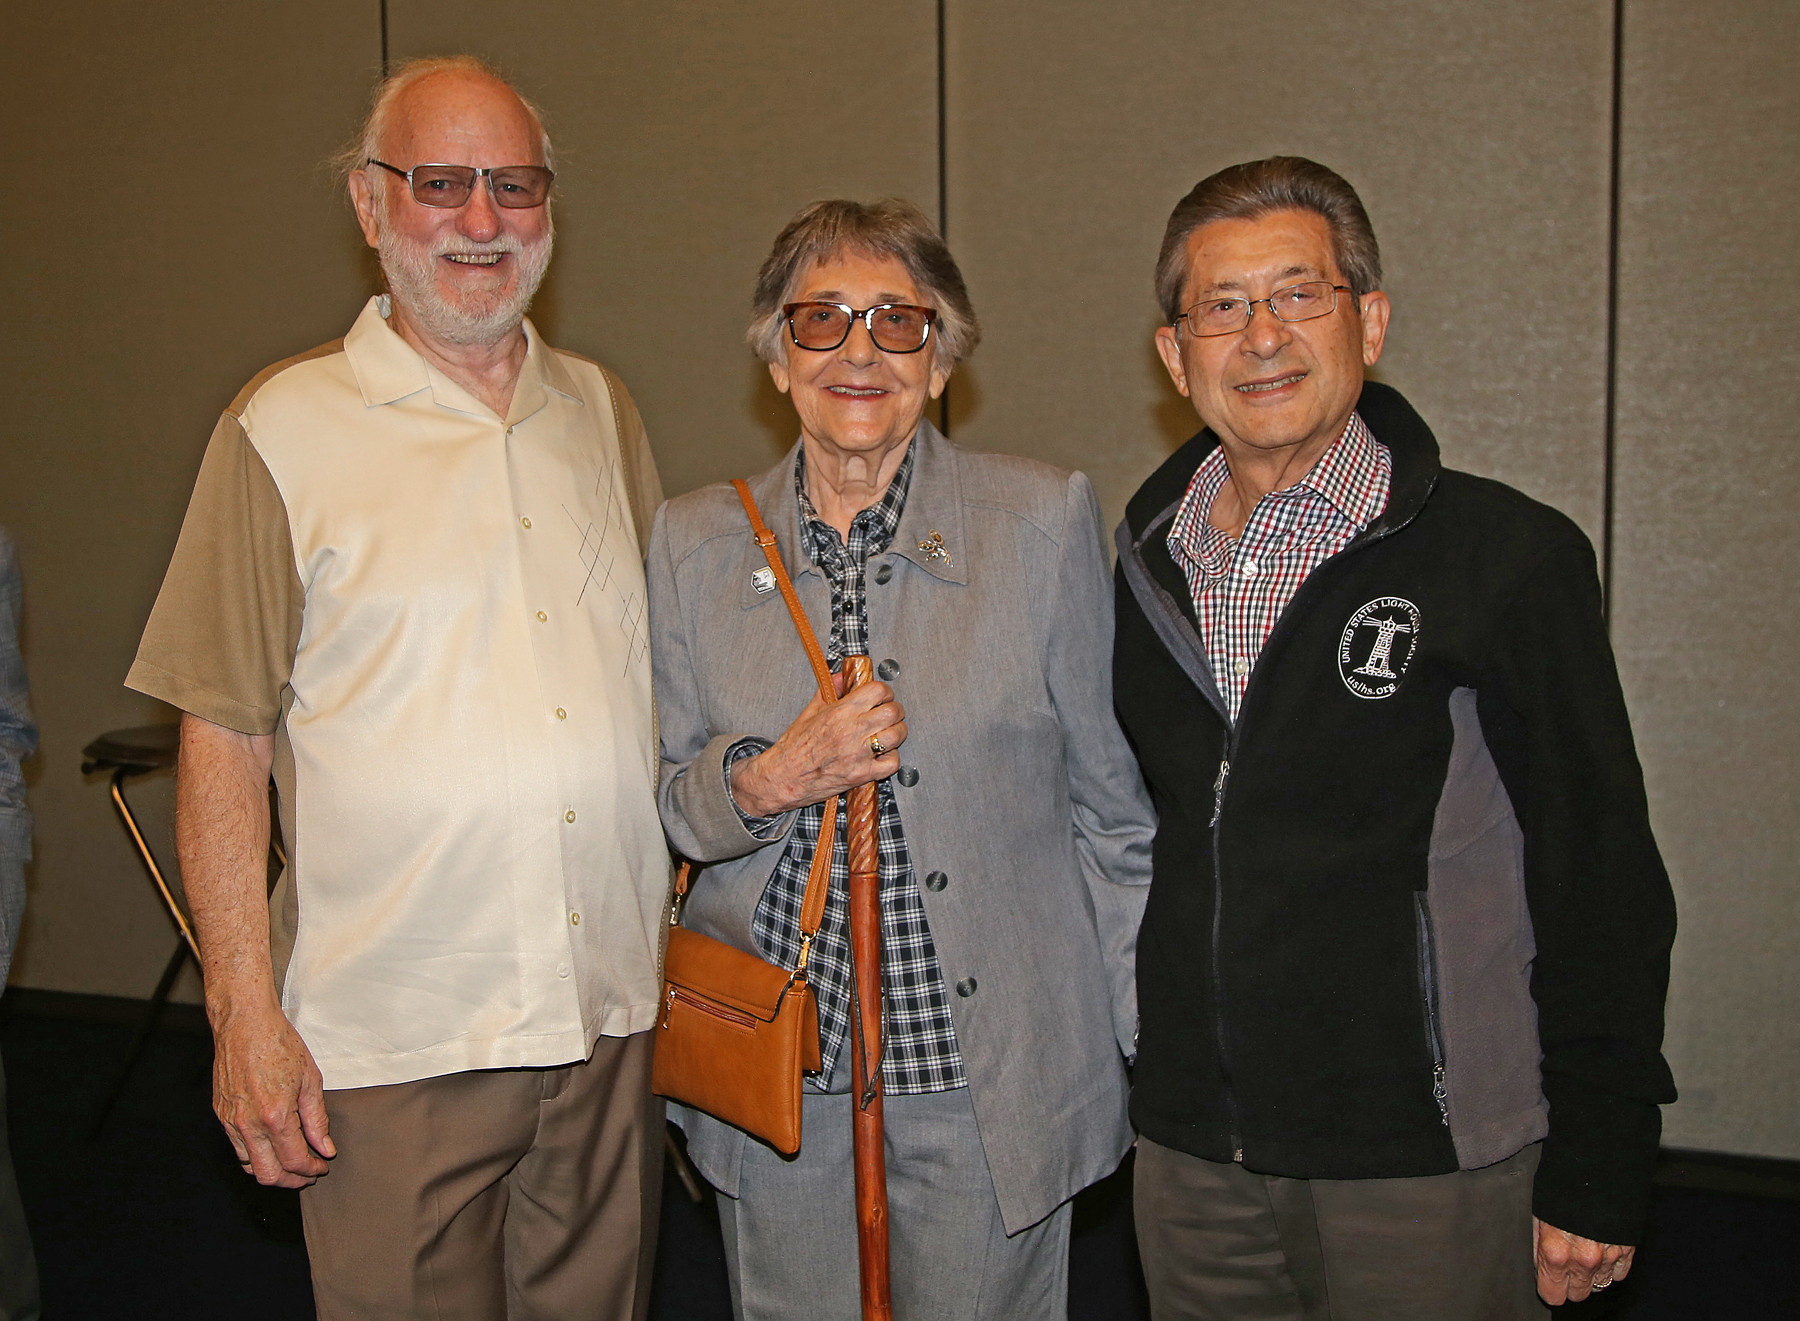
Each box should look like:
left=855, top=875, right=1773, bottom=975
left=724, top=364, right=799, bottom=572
left=175, top=712, right=280, bottom=1018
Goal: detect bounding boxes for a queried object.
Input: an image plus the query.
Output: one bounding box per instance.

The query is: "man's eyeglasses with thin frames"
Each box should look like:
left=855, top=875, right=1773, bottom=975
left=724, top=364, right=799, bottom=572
left=366, top=159, right=555, bottom=209
left=1176, top=281, right=1352, bottom=337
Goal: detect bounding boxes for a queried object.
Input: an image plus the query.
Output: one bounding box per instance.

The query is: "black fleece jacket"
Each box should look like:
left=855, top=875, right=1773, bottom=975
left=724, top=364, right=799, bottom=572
left=1114, top=381, right=1676, bottom=1244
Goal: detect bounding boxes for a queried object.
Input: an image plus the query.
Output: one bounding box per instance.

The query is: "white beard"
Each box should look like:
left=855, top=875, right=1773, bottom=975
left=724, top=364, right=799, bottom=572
left=378, top=223, right=554, bottom=347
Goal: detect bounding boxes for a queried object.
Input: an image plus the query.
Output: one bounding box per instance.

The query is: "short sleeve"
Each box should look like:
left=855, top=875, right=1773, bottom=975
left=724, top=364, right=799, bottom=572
left=126, top=412, right=303, bottom=734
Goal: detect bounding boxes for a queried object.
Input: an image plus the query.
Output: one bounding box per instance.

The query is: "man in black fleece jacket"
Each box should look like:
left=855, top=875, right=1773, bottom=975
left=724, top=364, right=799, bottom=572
left=1114, top=158, right=1676, bottom=1320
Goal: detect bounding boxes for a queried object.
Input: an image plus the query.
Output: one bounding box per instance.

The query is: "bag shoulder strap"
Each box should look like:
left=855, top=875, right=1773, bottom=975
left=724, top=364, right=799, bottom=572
left=666, top=479, right=838, bottom=955
left=732, top=479, right=836, bottom=698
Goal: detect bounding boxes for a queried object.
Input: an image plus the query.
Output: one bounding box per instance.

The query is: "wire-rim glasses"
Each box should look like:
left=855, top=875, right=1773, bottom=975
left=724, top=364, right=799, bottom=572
left=1177, top=281, right=1352, bottom=337
left=782, top=302, right=937, bottom=354
left=366, top=159, right=555, bottom=209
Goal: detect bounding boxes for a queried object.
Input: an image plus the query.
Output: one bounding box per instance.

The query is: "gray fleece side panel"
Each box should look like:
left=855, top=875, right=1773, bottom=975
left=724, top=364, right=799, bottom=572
left=1113, top=512, right=1228, bottom=721
left=1429, top=686, right=1550, bottom=1169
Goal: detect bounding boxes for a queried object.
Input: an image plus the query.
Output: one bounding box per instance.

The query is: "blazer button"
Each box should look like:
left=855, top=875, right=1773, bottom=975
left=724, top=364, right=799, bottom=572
left=874, top=562, right=894, bottom=585
left=897, top=767, right=919, bottom=788
left=924, top=870, right=947, bottom=891
left=877, top=658, right=901, bottom=681
left=955, top=977, right=977, bottom=998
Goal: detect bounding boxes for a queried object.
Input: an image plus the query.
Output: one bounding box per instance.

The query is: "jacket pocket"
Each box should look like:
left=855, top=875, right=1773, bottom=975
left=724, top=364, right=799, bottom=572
left=1414, top=893, right=1450, bottom=1128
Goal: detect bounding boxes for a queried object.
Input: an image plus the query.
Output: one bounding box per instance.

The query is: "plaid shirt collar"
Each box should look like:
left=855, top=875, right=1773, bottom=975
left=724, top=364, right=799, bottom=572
left=1174, top=411, right=1385, bottom=583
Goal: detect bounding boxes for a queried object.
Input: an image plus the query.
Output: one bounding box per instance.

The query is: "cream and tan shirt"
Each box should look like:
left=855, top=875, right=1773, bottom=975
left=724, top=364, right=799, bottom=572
left=129, top=296, right=671, bottom=1090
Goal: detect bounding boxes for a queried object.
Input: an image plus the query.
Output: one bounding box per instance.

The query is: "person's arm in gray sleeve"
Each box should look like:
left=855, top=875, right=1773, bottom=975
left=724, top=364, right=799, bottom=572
left=1048, top=475, right=1156, bottom=1059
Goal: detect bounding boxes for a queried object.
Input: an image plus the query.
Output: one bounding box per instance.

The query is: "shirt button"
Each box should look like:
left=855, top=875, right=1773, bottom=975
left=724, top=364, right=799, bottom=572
left=876, top=658, right=901, bottom=681
left=874, top=563, right=894, bottom=585
left=924, top=870, right=948, bottom=892
left=1233, top=657, right=1250, bottom=677
left=555, top=707, right=567, bottom=720
left=557, top=963, right=570, bottom=978
left=897, top=767, right=919, bottom=788
left=955, top=977, right=977, bottom=998
left=537, top=611, right=548, bottom=622
left=569, top=911, right=581, bottom=926
left=1240, top=558, right=1259, bottom=578
left=564, top=809, right=576, bottom=823
left=521, top=516, right=532, bottom=529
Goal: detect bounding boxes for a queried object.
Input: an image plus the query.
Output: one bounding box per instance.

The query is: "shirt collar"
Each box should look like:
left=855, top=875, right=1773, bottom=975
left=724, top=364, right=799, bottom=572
left=1292, top=411, right=1386, bottom=530
left=343, top=294, right=579, bottom=426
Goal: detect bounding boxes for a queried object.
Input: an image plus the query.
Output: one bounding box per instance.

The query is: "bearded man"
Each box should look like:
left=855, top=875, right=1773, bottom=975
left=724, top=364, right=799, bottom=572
left=128, top=57, right=669, bottom=1320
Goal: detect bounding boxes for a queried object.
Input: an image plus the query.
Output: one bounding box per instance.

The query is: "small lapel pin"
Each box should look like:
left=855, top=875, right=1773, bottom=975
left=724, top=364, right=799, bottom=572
left=918, top=531, right=951, bottom=565
left=751, top=566, right=776, bottom=594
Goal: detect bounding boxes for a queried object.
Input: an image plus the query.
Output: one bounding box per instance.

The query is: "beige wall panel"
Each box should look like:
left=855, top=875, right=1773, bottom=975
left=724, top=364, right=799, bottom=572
left=1612, top=1, right=1800, bottom=1158
left=2, top=3, right=379, bottom=1000
left=387, top=1, right=940, bottom=499
left=945, top=1, right=1614, bottom=536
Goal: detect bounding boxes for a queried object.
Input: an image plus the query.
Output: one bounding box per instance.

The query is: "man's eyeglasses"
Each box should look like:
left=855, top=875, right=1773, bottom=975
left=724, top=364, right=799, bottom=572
left=366, top=159, right=555, bottom=209
left=1176, top=281, right=1352, bottom=337
left=783, top=302, right=937, bottom=354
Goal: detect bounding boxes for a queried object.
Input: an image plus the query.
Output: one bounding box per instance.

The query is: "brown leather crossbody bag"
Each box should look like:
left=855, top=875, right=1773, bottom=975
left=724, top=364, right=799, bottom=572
left=651, top=479, right=840, bottom=1156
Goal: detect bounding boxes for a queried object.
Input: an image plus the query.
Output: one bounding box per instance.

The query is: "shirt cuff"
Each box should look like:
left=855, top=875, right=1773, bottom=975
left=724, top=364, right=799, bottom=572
left=722, top=738, right=785, bottom=839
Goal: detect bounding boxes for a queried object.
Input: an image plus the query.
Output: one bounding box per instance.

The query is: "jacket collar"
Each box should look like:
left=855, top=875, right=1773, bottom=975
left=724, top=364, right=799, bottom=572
left=737, top=418, right=968, bottom=610
left=344, top=295, right=580, bottom=426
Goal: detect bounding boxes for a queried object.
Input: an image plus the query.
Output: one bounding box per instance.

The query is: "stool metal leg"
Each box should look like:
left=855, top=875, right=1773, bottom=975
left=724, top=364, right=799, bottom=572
left=108, top=767, right=199, bottom=961
left=87, top=763, right=201, bottom=1138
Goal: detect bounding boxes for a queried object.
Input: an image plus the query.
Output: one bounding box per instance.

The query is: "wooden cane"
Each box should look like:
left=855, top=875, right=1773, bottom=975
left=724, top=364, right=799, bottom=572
left=842, top=652, right=892, bottom=1321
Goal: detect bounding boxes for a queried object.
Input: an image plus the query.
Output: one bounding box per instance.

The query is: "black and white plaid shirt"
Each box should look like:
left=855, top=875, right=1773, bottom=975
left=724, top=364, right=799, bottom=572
left=732, top=443, right=968, bottom=1096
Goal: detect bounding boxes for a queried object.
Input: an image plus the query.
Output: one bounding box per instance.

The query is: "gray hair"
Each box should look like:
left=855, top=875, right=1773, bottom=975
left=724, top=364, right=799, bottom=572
left=1154, top=157, right=1382, bottom=323
left=332, top=55, right=555, bottom=195
left=747, top=198, right=980, bottom=371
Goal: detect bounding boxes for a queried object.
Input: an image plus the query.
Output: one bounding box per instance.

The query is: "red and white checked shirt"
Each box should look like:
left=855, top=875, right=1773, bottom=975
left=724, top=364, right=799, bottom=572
left=1168, top=412, right=1391, bottom=722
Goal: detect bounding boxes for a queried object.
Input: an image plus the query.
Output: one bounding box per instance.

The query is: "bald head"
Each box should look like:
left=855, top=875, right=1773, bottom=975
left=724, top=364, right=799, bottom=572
left=345, top=56, right=554, bottom=187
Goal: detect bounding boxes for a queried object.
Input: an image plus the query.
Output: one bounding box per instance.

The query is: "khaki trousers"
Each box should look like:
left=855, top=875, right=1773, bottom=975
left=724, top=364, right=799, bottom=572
left=300, top=1030, right=662, bottom=1321
left=1134, top=1138, right=1548, bottom=1321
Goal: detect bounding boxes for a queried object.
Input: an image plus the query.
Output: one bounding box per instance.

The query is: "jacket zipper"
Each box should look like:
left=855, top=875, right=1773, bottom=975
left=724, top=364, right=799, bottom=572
left=1413, top=894, right=1450, bottom=1127
left=1209, top=753, right=1243, bottom=1160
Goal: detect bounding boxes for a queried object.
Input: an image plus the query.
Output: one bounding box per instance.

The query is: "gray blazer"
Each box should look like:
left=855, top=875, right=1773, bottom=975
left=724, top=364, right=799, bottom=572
left=647, top=422, right=1154, bottom=1233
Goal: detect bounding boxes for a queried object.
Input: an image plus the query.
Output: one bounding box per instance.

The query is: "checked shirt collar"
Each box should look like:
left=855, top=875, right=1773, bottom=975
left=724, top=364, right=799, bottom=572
left=1168, top=411, right=1390, bottom=722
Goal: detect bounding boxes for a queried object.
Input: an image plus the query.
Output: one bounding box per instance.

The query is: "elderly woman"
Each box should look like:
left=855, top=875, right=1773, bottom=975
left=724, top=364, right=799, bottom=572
left=647, top=198, right=1153, bottom=1319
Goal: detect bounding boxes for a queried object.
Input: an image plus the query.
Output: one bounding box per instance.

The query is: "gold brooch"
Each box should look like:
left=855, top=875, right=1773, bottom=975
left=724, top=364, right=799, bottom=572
left=918, top=531, right=950, bottom=565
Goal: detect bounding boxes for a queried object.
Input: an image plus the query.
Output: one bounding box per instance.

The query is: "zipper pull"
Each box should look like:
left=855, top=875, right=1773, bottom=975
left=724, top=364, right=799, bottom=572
left=1433, top=1061, right=1449, bottom=1127
left=1210, top=758, right=1231, bottom=827
left=660, top=985, right=676, bottom=1030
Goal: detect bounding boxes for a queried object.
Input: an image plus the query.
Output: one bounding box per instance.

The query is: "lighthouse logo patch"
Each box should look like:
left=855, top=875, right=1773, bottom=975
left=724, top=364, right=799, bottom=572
left=1338, top=597, right=1421, bottom=699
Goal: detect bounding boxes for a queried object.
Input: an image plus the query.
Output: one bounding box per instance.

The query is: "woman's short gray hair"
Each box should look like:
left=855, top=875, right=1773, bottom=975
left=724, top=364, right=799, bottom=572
left=1154, top=157, right=1382, bottom=324
left=747, top=199, right=980, bottom=371
left=331, top=55, right=555, bottom=195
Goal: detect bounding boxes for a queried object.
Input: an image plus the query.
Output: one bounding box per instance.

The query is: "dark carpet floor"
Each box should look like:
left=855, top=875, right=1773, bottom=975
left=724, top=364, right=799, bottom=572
left=2, top=991, right=1793, bottom=1319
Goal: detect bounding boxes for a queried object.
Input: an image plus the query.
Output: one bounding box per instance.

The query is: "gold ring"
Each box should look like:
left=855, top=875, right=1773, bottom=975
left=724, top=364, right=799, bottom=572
left=869, top=734, right=887, bottom=758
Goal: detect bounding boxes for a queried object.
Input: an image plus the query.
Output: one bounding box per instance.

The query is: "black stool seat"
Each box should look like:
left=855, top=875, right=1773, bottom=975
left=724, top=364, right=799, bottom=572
left=82, top=723, right=179, bottom=775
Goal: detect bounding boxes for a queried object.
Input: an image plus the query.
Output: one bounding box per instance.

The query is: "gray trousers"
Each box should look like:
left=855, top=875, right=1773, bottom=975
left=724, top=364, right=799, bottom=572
left=718, top=1087, right=1071, bottom=1321
left=1133, top=1138, right=1548, bottom=1321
